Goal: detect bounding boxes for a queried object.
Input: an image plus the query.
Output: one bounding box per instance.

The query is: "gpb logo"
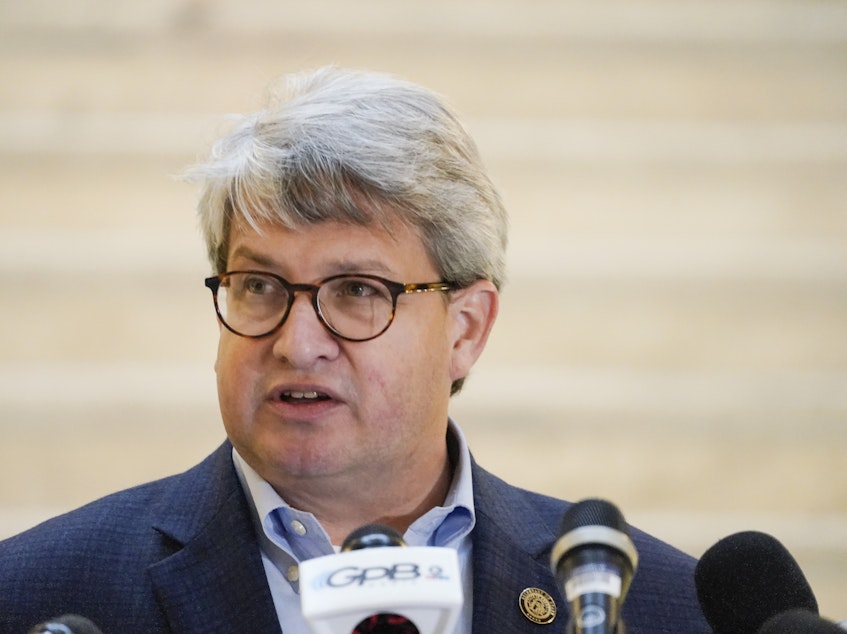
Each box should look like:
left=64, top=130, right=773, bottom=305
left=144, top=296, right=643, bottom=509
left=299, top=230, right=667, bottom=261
left=325, top=563, right=421, bottom=587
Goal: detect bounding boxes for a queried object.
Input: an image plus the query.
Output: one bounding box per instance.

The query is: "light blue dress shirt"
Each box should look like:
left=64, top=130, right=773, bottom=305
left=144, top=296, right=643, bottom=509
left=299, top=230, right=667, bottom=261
left=232, top=420, right=476, bottom=634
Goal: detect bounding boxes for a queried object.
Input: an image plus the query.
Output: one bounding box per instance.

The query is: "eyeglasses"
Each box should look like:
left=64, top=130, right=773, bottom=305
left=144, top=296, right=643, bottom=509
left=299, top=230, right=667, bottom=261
left=204, top=271, right=456, bottom=342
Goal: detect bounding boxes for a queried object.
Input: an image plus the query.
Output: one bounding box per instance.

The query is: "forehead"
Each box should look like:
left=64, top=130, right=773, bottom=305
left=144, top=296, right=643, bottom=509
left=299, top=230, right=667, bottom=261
left=226, top=216, right=436, bottom=278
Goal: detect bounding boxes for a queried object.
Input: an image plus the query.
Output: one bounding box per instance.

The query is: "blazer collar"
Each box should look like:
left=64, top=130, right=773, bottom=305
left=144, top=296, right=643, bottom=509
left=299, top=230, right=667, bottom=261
left=146, top=442, right=282, bottom=633
left=141, top=444, right=569, bottom=632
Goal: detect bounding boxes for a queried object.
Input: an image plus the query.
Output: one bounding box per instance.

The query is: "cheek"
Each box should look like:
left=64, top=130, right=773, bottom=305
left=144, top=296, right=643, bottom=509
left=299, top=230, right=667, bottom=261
left=215, top=336, right=261, bottom=408
left=214, top=335, right=235, bottom=380
left=352, top=344, right=415, bottom=411
left=214, top=340, right=238, bottom=414
left=368, top=332, right=451, bottom=400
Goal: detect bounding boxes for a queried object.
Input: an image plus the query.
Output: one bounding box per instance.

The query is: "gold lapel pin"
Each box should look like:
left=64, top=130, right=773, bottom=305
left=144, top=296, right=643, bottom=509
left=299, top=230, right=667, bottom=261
left=518, top=587, right=557, bottom=625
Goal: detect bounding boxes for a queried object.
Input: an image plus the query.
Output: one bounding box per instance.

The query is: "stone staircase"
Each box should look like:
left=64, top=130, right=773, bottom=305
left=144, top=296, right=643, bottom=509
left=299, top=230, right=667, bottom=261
left=1, top=0, right=845, bottom=617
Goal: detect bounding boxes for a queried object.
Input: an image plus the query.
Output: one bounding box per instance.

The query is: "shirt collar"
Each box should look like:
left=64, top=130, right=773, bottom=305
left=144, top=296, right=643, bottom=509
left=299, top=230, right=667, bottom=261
left=233, top=419, right=476, bottom=557
left=404, top=419, right=476, bottom=547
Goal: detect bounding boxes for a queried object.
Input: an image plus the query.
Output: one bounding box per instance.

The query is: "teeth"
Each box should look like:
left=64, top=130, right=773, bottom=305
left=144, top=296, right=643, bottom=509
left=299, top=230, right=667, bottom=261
left=286, top=391, right=320, bottom=399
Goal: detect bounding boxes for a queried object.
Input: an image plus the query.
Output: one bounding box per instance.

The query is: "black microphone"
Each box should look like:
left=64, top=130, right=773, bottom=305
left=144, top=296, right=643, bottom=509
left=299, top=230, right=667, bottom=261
left=758, top=608, right=845, bottom=633
left=342, top=523, right=407, bottom=551
left=27, top=615, right=103, bottom=634
left=550, top=499, right=638, bottom=634
left=694, top=530, right=818, bottom=634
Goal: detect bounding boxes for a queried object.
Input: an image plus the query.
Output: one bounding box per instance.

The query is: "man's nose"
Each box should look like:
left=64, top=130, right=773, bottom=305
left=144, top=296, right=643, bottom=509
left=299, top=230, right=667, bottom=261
left=271, top=292, right=339, bottom=367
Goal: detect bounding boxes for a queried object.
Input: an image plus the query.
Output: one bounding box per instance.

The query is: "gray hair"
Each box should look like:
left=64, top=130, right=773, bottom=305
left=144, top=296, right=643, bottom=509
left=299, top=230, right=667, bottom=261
left=186, top=66, right=508, bottom=290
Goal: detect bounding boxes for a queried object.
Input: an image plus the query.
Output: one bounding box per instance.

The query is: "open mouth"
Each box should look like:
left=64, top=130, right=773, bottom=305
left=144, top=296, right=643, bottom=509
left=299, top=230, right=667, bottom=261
left=279, top=390, right=331, bottom=404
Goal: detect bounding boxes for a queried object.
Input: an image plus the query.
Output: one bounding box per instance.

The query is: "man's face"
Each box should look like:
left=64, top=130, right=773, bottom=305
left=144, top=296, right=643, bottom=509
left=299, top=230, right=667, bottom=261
left=214, top=216, right=477, bottom=492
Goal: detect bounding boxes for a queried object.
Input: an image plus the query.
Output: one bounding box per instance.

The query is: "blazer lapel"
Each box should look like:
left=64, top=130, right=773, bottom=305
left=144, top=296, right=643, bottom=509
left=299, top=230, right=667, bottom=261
left=146, top=443, right=282, bottom=633
left=471, top=462, right=569, bottom=632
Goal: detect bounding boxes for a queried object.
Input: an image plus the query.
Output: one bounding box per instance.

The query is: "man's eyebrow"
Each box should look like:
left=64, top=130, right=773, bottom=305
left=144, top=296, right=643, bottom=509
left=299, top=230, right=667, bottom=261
left=229, top=246, right=393, bottom=276
left=228, top=246, right=278, bottom=268
left=331, top=259, right=392, bottom=274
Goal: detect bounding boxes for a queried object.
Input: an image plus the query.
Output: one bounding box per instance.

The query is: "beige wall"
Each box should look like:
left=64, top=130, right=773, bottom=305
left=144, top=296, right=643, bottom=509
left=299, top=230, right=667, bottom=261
left=1, top=0, right=845, bottom=618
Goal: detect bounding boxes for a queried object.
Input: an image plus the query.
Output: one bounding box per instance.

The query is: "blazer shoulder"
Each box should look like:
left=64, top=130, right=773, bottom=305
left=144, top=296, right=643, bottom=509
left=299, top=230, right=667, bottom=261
left=469, top=460, right=709, bottom=632
left=0, top=442, right=242, bottom=631
left=471, top=460, right=569, bottom=532
left=3, top=441, right=234, bottom=546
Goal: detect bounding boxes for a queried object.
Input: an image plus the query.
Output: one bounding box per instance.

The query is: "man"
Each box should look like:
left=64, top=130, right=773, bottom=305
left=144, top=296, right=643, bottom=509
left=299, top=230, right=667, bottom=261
left=0, top=67, right=709, bottom=632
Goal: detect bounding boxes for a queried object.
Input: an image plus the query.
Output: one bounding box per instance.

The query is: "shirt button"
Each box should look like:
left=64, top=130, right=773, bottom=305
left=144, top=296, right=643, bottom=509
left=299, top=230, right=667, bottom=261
left=286, top=565, right=300, bottom=582
left=290, top=519, right=307, bottom=536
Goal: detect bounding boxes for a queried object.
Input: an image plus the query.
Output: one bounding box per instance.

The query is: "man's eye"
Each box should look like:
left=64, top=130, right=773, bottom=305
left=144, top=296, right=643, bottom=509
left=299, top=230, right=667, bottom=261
left=245, top=277, right=270, bottom=294
left=237, top=275, right=284, bottom=298
left=344, top=281, right=378, bottom=297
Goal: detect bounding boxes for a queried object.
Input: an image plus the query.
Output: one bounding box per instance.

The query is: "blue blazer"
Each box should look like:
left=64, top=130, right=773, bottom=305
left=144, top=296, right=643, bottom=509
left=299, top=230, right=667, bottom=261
left=0, top=441, right=709, bottom=633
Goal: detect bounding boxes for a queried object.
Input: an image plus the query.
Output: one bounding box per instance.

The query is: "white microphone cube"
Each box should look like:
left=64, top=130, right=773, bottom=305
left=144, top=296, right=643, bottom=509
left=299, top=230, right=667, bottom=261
left=299, top=546, right=463, bottom=634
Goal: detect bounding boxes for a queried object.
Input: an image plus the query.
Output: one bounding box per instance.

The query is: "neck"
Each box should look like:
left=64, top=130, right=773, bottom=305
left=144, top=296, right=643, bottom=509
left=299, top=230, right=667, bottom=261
left=274, top=448, right=454, bottom=545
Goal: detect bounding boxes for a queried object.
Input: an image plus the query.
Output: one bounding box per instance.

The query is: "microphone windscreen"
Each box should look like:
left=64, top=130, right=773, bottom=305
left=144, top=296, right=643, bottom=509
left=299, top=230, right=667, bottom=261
left=694, top=531, right=818, bottom=634
left=559, top=498, right=628, bottom=533
left=29, top=615, right=103, bottom=634
left=342, top=524, right=406, bottom=551
left=758, top=609, right=844, bottom=633
left=352, top=613, right=420, bottom=633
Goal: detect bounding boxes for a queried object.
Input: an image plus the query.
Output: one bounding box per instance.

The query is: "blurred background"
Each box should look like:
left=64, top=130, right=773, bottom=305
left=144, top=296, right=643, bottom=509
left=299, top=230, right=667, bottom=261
left=1, top=0, right=844, bottom=618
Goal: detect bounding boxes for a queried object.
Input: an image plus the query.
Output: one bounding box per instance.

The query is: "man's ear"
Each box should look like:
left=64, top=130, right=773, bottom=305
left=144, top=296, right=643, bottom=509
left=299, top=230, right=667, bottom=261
left=447, top=279, right=499, bottom=383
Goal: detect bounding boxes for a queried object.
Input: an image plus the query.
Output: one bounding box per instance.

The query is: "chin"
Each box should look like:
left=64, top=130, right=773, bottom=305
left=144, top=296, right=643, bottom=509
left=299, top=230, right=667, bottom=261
left=259, top=439, right=349, bottom=478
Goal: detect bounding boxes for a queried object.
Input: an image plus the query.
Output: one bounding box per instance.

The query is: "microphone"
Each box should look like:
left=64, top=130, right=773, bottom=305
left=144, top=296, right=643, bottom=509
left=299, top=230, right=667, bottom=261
left=694, top=530, right=818, bottom=634
left=27, top=615, right=103, bottom=634
left=758, top=608, right=846, bottom=633
left=299, top=524, right=463, bottom=634
left=550, top=499, right=638, bottom=634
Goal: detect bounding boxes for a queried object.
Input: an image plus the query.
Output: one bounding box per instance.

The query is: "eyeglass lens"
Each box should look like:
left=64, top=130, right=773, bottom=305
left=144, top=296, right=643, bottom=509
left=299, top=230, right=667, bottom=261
left=216, top=272, right=396, bottom=340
